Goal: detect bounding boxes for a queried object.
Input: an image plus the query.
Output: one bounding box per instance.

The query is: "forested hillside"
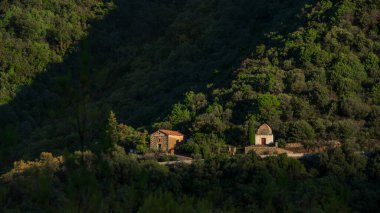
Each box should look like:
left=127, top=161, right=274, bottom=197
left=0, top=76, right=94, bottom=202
left=0, top=0, right=112, bottom=103
left=0, top=0, right=378, bottom=163
left=161, top=0, right=380, bottom=156
left=1, top=0, right=380, bottom=212
left=1, top=148, right=380, bottom=212
left=0, top=0, right=312, bottom=165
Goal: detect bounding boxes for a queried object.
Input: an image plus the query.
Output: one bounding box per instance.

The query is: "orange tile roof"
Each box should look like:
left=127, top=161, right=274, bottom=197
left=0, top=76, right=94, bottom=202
left=159, top=129, right=184, bottom=136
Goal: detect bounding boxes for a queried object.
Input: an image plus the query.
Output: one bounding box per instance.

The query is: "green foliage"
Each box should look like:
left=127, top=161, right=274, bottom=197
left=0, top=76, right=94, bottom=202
left=0, top=2, right=379, bottom=208
left=137, top=191, right=211, bottom=213
left=1, top=152, right=63, bottom=182
left=177, top=139, right=201, bottom=156
left=287, top=120, right=316, bottom=141
left=105, top=111, right=148, bottom=153
left=2, top=149, right=380, bottom=212
left=364, top=52, right=380, bottom=78
left=330, top=53, right=367, bottom=95
left=105, top=111, right=119, bottom=150
left=157, top=0, right=380, bottom=147
left=118, top=125, right=148, bottom=153
left=184, top=91, right=208, bottom=115
left=0, top=0, right=113, bottom=104
left=0, top=0, right=376, bottom=170
left=248, top=117, right=258, bottom=145
left=256, top=93, right=281, bottom=122
left=368, top=151, right=380, bottom=179
left=169, top=103, right=191, bottom=127
left=192, top=102, right=231, bottom=134
left=286, top=69, right=307, bottom=94
left=0, top=0, right=321, bottom=163
left=372, top=84, right=380, bottom=105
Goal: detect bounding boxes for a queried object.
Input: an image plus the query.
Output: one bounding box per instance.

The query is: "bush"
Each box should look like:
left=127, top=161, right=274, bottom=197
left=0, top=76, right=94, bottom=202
left=177, top=140, right=201, bottom=155
left=287, top=120, right=315, bottom=141
left=158, top=155, right=169, bottom=162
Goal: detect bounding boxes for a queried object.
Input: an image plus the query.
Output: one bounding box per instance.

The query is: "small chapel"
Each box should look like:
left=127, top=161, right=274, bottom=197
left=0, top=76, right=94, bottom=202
left=150, top=129, right=185, bottom=154
left=254, top=124, right=274, bottom=146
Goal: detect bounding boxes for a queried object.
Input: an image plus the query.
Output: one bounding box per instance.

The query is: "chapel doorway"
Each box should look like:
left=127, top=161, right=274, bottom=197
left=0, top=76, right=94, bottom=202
left=261, top=138, right=267, bottom=145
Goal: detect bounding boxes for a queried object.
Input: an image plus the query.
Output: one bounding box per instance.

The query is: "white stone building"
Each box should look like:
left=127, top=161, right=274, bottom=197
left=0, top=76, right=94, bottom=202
left=255, top=124, right=274, bottom=146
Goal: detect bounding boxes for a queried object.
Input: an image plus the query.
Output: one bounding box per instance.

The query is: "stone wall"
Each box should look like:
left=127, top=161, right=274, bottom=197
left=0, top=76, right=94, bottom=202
left=150, top=132, right=169, bottom=152
left=244, top=146, right=294, bottom=155
left=285, top=143, right=304, bottom=148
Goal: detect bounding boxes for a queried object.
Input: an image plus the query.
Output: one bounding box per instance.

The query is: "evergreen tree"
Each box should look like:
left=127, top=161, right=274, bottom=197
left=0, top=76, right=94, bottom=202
left=105, top=111, right=119, bottom=150
left=248, top=117, right=257, bottom=145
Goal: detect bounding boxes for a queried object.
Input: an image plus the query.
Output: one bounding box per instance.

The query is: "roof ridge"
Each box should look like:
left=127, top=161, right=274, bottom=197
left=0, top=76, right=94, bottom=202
left=158, top=129, right=184, bottom=136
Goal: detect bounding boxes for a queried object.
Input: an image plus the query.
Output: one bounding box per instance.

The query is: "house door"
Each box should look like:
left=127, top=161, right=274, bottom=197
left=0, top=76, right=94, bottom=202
left=158, top=138, right=163, bottom=150
left=261, top=138, right=267, bottom=145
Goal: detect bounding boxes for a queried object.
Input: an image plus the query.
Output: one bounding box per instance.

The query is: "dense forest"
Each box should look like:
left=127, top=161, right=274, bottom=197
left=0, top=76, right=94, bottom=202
left=0, top=0, right=315, bottom=164
left=0, top=0, right=380, bottom=211
left=1, top=143, right=380, bottom=212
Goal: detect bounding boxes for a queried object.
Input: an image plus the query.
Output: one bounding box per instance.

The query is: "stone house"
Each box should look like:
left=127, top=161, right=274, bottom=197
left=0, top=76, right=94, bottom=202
left=150, top=129, right=185, bottom=154
left=255, top=124, right=274, bottom=146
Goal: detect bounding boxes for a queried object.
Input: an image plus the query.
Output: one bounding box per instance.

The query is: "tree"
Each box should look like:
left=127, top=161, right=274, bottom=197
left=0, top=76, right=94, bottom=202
left=255, top=93, right=281, bottom=122
left=372, top=84, right=380, bottom=105
left=248, top=117, right=258, bottom=145
left=286, top=69, right=306, bottom=94
left=73, top=44, right=91, bottom=163
left=184, top=91, right=208, bottom=114
left=169, top=103, right=191, bottom=127
left=287, top=120, right=315, bottom=141
left=118, top=123, right=148, bottom=153
left=104, top=111, right=119, bottom=150
left=364, top=52, right=379, bottom=78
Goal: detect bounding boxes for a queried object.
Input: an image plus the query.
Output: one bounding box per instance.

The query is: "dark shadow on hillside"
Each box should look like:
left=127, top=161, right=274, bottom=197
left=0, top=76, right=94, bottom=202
left=0, top=0, right=314, bottom=167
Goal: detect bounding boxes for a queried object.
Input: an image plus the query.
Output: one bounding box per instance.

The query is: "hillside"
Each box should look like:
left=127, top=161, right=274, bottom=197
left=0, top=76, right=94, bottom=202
left=0, top=0, right=312, bottom=164
left=161, top=0, right=380, bottom=155
left=0, top=0, right=378, bottom=164
left=0, top=0, right=380, bottom=212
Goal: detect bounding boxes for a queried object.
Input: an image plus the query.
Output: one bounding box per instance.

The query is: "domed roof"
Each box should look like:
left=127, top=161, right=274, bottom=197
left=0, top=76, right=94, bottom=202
left=256, top=124, right=272, bottom=135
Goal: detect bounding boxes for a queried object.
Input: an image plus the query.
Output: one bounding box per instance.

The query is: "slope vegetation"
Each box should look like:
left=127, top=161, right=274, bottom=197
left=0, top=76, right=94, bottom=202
left=0, top=0, right=310, bottom=164
left=162, top=0, right=380, bottom=156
